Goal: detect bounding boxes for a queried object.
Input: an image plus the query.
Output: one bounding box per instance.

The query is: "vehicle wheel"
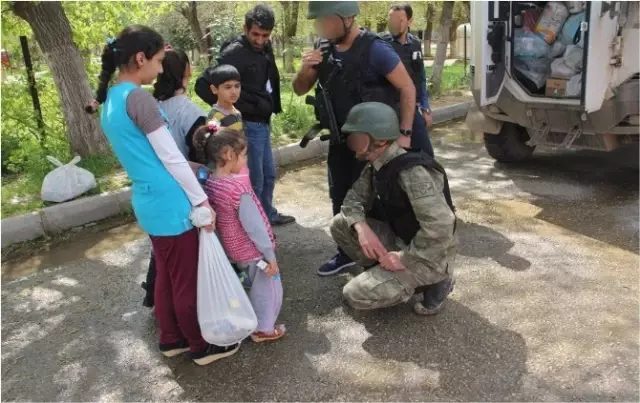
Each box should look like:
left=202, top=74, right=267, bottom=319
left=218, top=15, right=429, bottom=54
left=483, top=123, right=535, bottom=163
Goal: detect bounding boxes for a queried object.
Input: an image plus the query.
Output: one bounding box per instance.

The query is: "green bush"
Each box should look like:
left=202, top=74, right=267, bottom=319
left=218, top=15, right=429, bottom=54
left=1, top=74, right=70, bottom=176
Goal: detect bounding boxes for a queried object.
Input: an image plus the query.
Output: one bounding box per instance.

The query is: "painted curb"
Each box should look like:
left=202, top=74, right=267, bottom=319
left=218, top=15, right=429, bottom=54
left=1, top=101, right=471, bottom=248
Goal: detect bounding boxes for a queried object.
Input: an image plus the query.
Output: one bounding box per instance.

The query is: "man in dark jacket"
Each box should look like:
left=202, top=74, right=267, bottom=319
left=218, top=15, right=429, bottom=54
left=195, top=4, right=295, bottom=226
left=381, top=3, right=434, bottom=157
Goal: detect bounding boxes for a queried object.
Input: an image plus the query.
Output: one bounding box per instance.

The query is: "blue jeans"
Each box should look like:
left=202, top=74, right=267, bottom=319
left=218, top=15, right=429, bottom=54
left=244, top=121, right=277, bottom=220
left=412, top=107, right=435, bottom=158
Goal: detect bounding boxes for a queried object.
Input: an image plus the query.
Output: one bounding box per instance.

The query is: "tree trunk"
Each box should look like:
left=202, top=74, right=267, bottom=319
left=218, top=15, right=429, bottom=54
left=11, top=1, right=109, bottom=157
left=280, top=1, right=299, bottom=74
left=376, top=20, right=387, bottom=33
left=424, top=3, right=435, bottom=58
left=430, top=1, right=454, bottom=96
left=179, top=1, right=205, bottom=56
left=449, top=18, right=460, bottom=58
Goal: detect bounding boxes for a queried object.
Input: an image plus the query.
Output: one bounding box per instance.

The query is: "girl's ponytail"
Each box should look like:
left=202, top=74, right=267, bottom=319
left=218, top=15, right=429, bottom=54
left=84, top=26, right=164, bottom=114
left=192, top=121, right=217, bottom=165
left=193, top=120, right=246, bottom=167
left=85, top=39, right=118, bottom=114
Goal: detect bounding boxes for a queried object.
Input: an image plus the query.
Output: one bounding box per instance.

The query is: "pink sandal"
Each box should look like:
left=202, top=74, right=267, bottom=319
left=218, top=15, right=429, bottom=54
left=251, top=324, right=286, bottom=343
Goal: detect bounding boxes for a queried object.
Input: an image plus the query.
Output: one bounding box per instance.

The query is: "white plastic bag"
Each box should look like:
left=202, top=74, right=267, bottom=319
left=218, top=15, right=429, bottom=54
left=41, top=156, right=97, bottom=203
left=549, top=40, right=567, bottom=58
left=193, top=207, right=257, bottom=346
left=551, top=45, right=583, bottom=78
left=535, top=1, right=570, bottom=43
left=514, top=30, right=551, bottom=58
left=565, top=1, right=584, bottom=14
left=566, top=73, right=582, bottom=97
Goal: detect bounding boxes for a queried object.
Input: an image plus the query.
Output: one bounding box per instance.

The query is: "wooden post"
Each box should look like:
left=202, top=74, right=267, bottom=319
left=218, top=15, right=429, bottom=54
left=20, top=35, right=45, bottom=142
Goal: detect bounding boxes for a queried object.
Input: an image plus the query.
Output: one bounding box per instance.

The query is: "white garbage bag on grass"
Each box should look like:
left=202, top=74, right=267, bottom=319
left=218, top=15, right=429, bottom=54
left=192, top=207, right=257, bottom=346
left=41, top=156, right=97, bottom=203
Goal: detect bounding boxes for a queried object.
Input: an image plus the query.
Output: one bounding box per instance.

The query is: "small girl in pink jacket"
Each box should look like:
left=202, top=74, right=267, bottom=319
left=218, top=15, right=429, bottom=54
left=193, top=121, right=285, bottom=342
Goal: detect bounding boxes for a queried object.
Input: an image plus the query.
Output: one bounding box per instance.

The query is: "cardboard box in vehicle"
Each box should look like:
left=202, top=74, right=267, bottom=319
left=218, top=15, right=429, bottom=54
left=545, top=78, right=568, bottom=98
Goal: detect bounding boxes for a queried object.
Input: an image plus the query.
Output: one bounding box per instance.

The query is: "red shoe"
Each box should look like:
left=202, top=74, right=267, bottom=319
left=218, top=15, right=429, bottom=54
left=251, top=324, right=286, bottom=343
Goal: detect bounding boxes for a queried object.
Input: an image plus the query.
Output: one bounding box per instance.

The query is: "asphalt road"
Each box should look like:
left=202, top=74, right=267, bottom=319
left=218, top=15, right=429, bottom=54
left=2, top=122, right=638, bottom=401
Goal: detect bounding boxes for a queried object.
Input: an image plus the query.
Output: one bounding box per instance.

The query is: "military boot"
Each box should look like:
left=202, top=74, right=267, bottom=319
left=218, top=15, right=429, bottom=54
left=413, top=278, right=455, bottom=315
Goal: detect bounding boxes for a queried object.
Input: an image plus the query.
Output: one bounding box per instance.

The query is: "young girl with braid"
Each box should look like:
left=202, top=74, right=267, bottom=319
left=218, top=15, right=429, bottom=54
left=85, top=25, right=239, bottom=365
left=193, top=122, right=286, bottom=342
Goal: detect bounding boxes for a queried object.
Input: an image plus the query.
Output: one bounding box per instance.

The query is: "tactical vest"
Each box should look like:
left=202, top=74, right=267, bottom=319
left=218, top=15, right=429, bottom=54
left=379, top=32, right=423, bottom=102
left=316, top=29, right=399, bottom=129
left=371, top=150, right=456, bottom=244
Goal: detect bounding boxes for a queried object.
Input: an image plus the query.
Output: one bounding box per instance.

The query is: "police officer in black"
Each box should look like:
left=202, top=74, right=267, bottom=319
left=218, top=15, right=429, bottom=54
left=293, top=1, right=417, bottom=276
left=380, top=3, right=435, bottom=157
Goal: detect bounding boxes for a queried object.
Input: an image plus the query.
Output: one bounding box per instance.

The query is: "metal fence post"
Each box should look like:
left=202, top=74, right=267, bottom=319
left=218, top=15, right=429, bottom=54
left=19, top=35, right=45, bottom=142
left=463, top=25, right=468, bottom=76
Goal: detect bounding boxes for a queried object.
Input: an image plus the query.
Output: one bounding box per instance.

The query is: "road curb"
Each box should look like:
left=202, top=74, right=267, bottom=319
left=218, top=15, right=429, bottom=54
left=1, top=101, right=471, bottom=248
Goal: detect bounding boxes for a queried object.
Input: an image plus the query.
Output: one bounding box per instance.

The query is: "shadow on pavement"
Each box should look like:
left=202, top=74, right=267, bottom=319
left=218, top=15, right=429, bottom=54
left=345, top=301, right=528, bottom=401
left=497, top=146, right=639, bottom=254
left=436, top=139, right=639, bottom=254
left=1, top=220, right=342, bottom=401
left=456, top=219, right=531, bottom=271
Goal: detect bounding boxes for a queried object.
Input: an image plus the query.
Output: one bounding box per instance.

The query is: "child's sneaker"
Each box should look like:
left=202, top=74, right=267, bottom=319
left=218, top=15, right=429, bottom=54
left=191, top=342, right=240, bottom=366
left=251, top=324, right=286, bottom=343
left=159, top=339, right=190, bottom=357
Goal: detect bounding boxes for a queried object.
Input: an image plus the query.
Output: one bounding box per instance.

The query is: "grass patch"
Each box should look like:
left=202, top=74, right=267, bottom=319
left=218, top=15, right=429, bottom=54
left=425, top=60, right=470, bottom=95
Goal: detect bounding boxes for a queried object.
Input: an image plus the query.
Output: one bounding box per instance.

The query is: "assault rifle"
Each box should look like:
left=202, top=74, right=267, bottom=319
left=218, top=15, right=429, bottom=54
left=299, top=40, right=342, bottom=148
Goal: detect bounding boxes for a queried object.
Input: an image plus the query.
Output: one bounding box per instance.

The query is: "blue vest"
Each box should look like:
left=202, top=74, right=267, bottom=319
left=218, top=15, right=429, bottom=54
left=101, top=82, right=193, bottom=236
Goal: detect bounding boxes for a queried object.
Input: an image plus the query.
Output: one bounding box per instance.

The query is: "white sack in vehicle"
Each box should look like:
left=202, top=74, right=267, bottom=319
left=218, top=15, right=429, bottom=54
left=535, top=2, right=570, bottom=43
left=551, top=45, right=583, bottom=78
left=549, top=40, right=567, bottom=58
left=566, top=74, right=582, bottom=97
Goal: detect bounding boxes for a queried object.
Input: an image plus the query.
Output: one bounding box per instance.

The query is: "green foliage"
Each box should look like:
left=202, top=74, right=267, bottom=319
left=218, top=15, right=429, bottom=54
left=1, top=75, right=69, bottom=176
left=425, top=60, right=469, bottom=96
left=63, top=1, right=167, bottom=58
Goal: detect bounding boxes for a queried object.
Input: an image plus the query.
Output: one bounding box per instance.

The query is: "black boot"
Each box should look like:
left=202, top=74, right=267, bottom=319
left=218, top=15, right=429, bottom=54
left=142, top=252, right=156, bottom=308
left=414, top=278, right=455, bottom=315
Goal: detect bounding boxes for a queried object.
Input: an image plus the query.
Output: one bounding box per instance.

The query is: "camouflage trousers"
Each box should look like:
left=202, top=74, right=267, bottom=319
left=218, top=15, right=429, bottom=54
left=330, top=214, right=449, bottom=310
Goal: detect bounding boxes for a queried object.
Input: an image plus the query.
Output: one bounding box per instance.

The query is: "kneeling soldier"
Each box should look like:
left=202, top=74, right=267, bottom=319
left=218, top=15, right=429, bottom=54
left=331, top=102, right=457, bottom=314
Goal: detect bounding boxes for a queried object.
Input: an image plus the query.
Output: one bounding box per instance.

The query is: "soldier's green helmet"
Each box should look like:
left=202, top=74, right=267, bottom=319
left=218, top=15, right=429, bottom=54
left=307, top=1, right=360, bottom=19
left=341, top=102, right=400, bottom=141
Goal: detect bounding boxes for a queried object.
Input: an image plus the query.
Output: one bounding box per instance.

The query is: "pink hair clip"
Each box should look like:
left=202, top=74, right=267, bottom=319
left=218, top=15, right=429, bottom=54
left=207, top=119, right=220, bottom=135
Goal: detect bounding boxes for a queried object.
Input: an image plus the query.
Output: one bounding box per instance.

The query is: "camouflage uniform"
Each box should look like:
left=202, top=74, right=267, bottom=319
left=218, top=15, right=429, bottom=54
left=330, top=102, right=457, bottom=311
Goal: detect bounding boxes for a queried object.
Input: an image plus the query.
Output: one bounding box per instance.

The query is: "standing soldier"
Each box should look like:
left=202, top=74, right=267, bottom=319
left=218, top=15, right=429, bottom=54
left=330, top=102, right=456, bottom=314
left=380, top=3, right=434, bottom=157
left=293, top=1, right=417, bottom=277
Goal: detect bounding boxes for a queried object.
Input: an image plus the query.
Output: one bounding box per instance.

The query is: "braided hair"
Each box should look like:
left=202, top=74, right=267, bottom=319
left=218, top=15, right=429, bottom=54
left=85, top=25, right=164, bottom=114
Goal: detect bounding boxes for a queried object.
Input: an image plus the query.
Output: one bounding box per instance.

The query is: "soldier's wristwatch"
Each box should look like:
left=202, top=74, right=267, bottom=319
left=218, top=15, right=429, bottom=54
left=400, top=129, right=412, bottom=137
